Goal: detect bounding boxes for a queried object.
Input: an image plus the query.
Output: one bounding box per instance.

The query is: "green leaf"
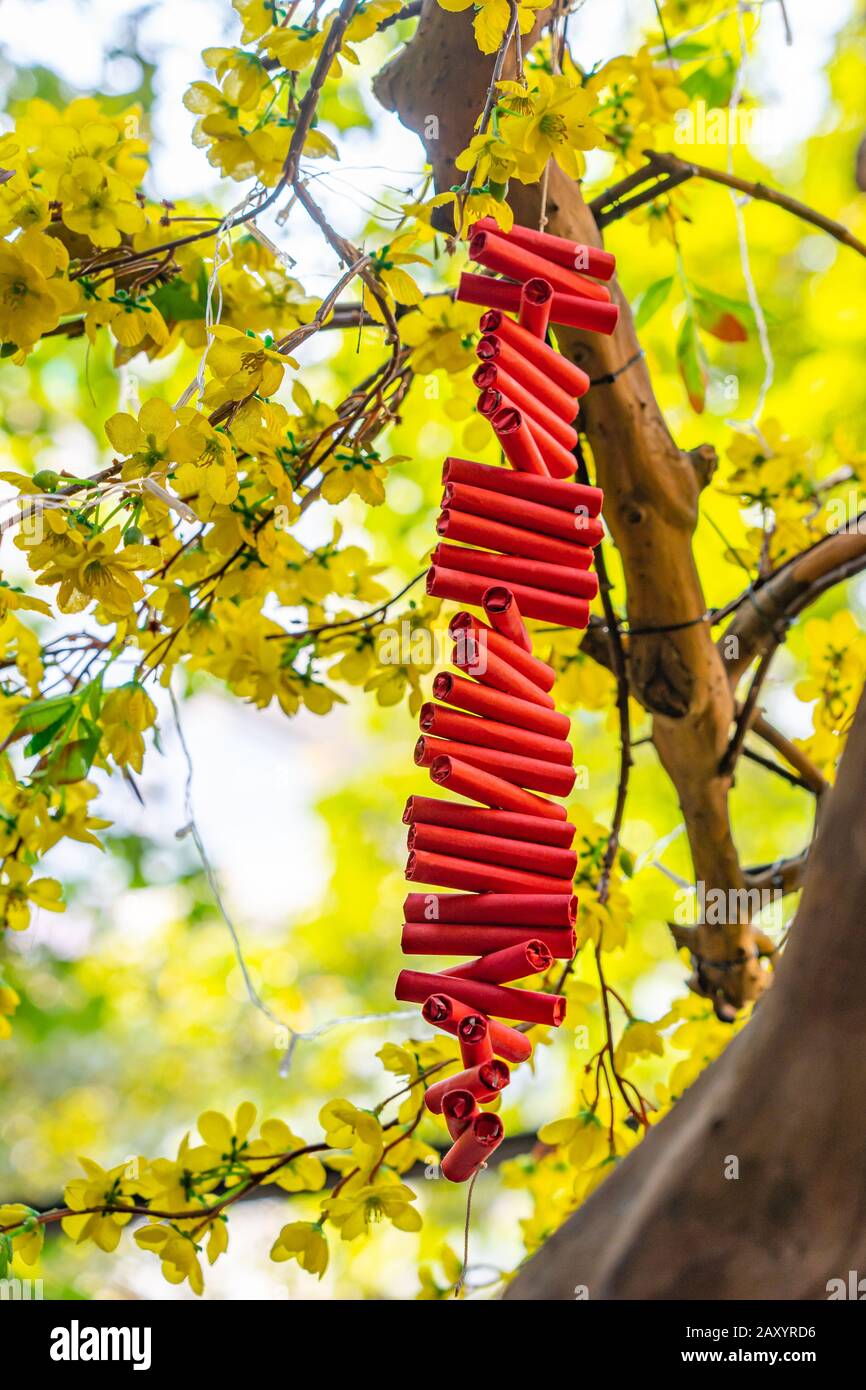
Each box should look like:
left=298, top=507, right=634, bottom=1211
left=676, top=312, right=707, bottom=414
left=667, top=41, right=710, bottom=59
left=37, top=733, right=100, bottom=785
left=8, top=696, right=75, bottom=746
left=680, top=55, right=737, bottom=108
left=694, top=299, right=748, bottom=342
left=690, top=282, right=757, bottom=322
left=150, top=265, right=209, bottom=323
left=24, top=712, right=72, bottom=757
left=634, top=276, right=674, bottom=330
left=35, top=719, right=101, bottom=786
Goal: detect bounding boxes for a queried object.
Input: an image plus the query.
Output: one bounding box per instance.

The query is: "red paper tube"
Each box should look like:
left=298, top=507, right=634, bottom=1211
left=476, top=335, right=577, bottom=421
left=425, top=1059, right=510, bottom=1114
left=420, top=991, right=531, bottom=1063
left=416, top=734, right=576, bottom=797
left=469, top=229, right=611, bottom=304
left=456, top=271, right=619, bottom=334
left=429, top=755, right=567, bottom=824
left=483, top=585, right=531, bottom=653
left=406, top=845, right=572, bottom=896
left=419, top=702, right=573, bottom=768
left=449, top=611, right=556, bottom=692
left=445, top=938, right=553, bottom=985
left=488, top=399, right=550, bottom=476
left=433, top=547, right=594, bottom=603
left=438, top=508, right=594, bottom=570
left=455, top=271, right=523, bottom=314
left=452, top=622, right=556, bottom=705
left=408, top=821, right=577, bottom=879
left=525, top=415, right=578, bottom=481
left=432, top=671, right=571, bottom=740
left=518, top=276, right=553, bottom=337
left=523, top=412, right=579, bottom=482
left=441, top=1088, right=479, bottom=1140
left=483, top=398, right=577, bottom=482
left=441, top=1111, right=504, bottom=1183
left=457, top=1013, right=493, bottom=1067
left=450, top=632, right=555, bottom=711
left=431, top=565, right=591, bottom=629
left=479, top=310, right=590, bottom=398
left=434, top=542, right=593, bottom=598
left=443, top=481, right=604, bottom=546
left=404, top=792, right=575, bottom=847
left=402, top=922, right=577, bottom=959
left=406, top=891, right=577, bottom=927
left=473, top=363, right=577, bottom=450
left=443, top=456, right=602, bottom=517
left=397, top=967, right=566, bottom=1028
left=471, top=217, right=617, bottom=282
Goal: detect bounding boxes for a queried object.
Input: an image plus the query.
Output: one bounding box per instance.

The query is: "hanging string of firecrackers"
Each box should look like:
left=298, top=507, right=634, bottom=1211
left=394, top=217, right=619, bottom=1183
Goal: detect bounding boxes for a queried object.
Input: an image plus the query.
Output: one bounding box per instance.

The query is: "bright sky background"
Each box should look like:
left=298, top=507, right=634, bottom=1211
left=0, top=0, right=857, bottom=1296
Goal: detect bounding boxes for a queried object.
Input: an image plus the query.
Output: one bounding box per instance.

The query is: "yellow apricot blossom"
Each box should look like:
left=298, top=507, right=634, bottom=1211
left=171, top=411, right=240, bottom=507
left=603, top=45, right=688, bottom=126
left=437, top=0, right=544, bottom=56
left=429, top=187, right=513, bottom=238
left=320, top=452, right=398, bottom=506
left=0, top=862, right=64, bottom=932
left=61, top=1157, right=143, bottom=1252
left=203, top=325, right=295, bottom=408
left=195, top=1102, right=259, bottom=1164
left=100, top=683, right=158, bottom=773
left=58, top=158, right=146, bottom=248
left=319, top=1098, right=385, bottom=1169
left=134, top=1223, right=211, bottom=1295
left=270, top=1221, right=329, bottom=1277
left=105, top=398, right=178, bottom=481
left=31, top=525, right=161, bottom=617
left=0, top=1203, right=43, bottom=1263
left=722, top=418, right=814, bottom=505
left=501, top=73, right=605, bottom=182
left=0, top=230, right=77, bottom=350
left=0, top=985, right=21, bottom=1041
left=454, top=131, right=520, bottom=189
left=322, top=1172, right=422, bottom=1240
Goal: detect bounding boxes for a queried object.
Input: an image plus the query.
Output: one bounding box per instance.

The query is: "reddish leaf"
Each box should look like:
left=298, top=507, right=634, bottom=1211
left=677, top=314, right=707, bottom=414
left=704, top=310, right=748, bottom=343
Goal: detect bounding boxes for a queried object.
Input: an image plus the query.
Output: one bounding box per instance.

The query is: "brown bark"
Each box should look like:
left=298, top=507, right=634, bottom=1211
left=375, top=3, right=765, bottom=1011
left=506, top=681, right=866, bottom=1299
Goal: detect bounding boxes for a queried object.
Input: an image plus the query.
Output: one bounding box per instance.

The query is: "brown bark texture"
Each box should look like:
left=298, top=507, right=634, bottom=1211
left=505, top=681, right=866, bottom=1298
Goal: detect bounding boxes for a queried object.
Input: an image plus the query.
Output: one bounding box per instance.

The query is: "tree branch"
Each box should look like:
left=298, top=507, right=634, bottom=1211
left=591, top=150, right=866, bottom=260
left=720, top=521, right=866, bottom=684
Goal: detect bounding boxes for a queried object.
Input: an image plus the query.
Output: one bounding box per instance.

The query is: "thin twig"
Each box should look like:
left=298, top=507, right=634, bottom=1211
left=453, top=1166, right=482, bottom=1298
left=719, top=647, right=774, bottom=777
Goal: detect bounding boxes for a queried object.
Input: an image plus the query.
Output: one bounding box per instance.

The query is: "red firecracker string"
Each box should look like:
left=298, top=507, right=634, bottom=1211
left=394, top=222, right=615, bottom=1182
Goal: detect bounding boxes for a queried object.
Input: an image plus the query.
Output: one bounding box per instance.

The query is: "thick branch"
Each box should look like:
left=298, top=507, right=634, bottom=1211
left=721, top=522, right=866, bottom=684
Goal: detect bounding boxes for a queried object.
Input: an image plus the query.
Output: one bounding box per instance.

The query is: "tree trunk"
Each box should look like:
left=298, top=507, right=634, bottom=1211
left=506, top=682, right=866, bottom=1298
